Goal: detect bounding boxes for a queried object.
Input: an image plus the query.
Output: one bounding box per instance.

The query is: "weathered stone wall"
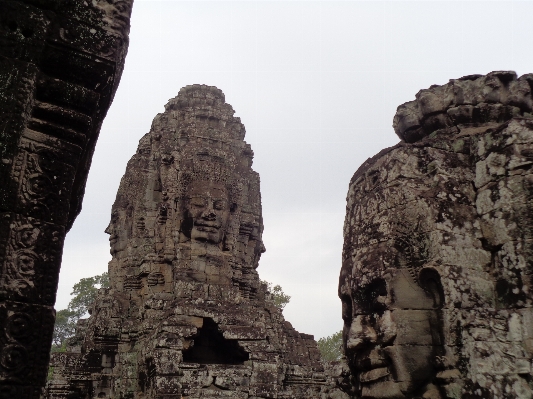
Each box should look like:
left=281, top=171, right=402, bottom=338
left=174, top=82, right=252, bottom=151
left=0, top=1, right=133, bottom=397
left=46, top=85, right=344, bottom=399
left=340, top=71, right=533, bottom=398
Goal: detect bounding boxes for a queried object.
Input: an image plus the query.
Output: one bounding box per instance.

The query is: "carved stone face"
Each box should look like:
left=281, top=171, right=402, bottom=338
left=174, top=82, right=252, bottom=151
left=185, top=181, right=230, bottom=244
left=105, top=207, right=130, bottom=258
left=341, top=259, right=443, bottom=398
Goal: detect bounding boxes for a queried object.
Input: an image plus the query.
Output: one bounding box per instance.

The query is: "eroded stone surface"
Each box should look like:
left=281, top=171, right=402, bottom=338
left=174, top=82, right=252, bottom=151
left=0, top=1, right=133, bottom=397
left=46, top=85, right=344, bottom=399
left=341, top=72, right=533, bottom=398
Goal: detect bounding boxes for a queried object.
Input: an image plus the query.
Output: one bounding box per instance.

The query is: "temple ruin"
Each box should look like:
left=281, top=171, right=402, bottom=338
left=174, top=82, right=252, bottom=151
left=46, top=85, right=346, bottom=399
left=340, top=71, right=533, bottom=398
left=0, top=1, right=133, bottom=397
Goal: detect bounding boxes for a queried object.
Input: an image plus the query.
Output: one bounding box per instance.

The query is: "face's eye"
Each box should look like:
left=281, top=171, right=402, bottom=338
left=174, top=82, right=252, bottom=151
left=353, top=278, right=388, bottom=315
left=189, top=197, right=206, bottom=208
left=213, top=200, right=227, bottom=210
left=366, top=279, right=388, bottom=313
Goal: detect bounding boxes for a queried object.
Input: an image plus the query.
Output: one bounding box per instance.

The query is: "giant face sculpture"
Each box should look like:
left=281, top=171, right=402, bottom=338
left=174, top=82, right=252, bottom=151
left=343, top=269, right=442, bottom=398
left=340, top=210, right=445, bottom=399
left=184, top=181, right=230, bottom=245
left=105, top=206, right=131, bottom=258
left=342, top=72, right=533, bottom=399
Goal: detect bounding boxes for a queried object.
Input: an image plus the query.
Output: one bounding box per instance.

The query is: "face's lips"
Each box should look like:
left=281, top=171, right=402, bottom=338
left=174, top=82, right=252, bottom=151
left=194, top=222, right=221, bottom=232
left=359, top=367, right=390, bottom=383
left=109, top=234, right=118, bottom=245
left=354, top=349, right=390, bottom=385
left=355, top=350, right=388, bottom=370
left=196, top=226, right=219, bottom=233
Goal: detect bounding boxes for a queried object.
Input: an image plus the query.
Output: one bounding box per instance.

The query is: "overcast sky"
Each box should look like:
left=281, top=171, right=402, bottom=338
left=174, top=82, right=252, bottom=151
left=57, top=0, right=533, bottom=339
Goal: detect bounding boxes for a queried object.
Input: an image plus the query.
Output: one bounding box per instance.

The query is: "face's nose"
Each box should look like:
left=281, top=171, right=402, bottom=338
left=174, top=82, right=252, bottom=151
left=345, top=315, right=378, bottom=352
left=200, top=200, right=217, bottom=220
left=105, top=222, right=112, bottom=235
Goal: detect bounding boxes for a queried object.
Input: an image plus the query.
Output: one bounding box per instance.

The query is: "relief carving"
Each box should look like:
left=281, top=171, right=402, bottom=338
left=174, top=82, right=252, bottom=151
left=182, top=181, right=231, bottom=246
left=4, top=222, right=40, bottom=296
left=0, top=0, right=133, bottom=395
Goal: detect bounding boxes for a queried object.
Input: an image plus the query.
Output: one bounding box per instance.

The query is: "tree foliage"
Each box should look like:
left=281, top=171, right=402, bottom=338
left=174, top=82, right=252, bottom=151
left=68, top=273, right=110, bottom=318
left=261, top=280, right=291, bottom=310
left=317, top=330, right=343, bottom=361
left=52, top=309, right=76, bottom=347
left=52, top=272, right=109, bottom=349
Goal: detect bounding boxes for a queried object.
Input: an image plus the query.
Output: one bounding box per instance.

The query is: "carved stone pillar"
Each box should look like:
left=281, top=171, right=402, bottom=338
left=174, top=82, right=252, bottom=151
left=0, top=1, right=133, bottom=396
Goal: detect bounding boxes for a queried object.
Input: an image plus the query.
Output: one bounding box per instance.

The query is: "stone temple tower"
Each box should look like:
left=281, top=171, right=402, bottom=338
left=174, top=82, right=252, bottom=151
left=340, top=71, right=533, bottom=399
left=45, top=85, right=342, bottom=399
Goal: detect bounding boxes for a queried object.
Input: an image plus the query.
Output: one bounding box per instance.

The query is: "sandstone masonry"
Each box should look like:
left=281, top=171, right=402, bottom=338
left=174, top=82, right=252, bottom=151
left=0, top=1, right=133, bottom=397
left=341, top=71, right=533, bottom=399
left=46, top=85, right=345, bottom=399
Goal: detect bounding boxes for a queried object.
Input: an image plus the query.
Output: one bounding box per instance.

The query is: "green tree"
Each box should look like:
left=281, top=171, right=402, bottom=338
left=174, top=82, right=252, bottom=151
left=67, top=273, right=110, bottom=318
left=261, top=280, right=291, bottom=310
left=52, top=272, right=109, bottom=349
left=317, top=330, right=343, bottom=361
left=52, top=309, right=76, bottom=348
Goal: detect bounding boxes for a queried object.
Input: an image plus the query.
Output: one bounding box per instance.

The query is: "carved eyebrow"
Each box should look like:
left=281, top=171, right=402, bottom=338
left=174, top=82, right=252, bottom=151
left=188, top=196, right=207, bottom=201
left=188, top=195, right=226, bottom=199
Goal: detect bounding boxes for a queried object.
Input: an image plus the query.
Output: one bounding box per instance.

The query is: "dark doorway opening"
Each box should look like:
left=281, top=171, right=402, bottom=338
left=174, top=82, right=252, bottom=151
left=182, top=318, right=249, bottom=364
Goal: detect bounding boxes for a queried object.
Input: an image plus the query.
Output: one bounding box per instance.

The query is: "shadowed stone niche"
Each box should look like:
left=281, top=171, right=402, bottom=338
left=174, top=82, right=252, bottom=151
left=340, top=71, right=533, bottom=398
left=46, top=85, right=344, bottom=399
left=0, top=1, right=133, bottom=397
